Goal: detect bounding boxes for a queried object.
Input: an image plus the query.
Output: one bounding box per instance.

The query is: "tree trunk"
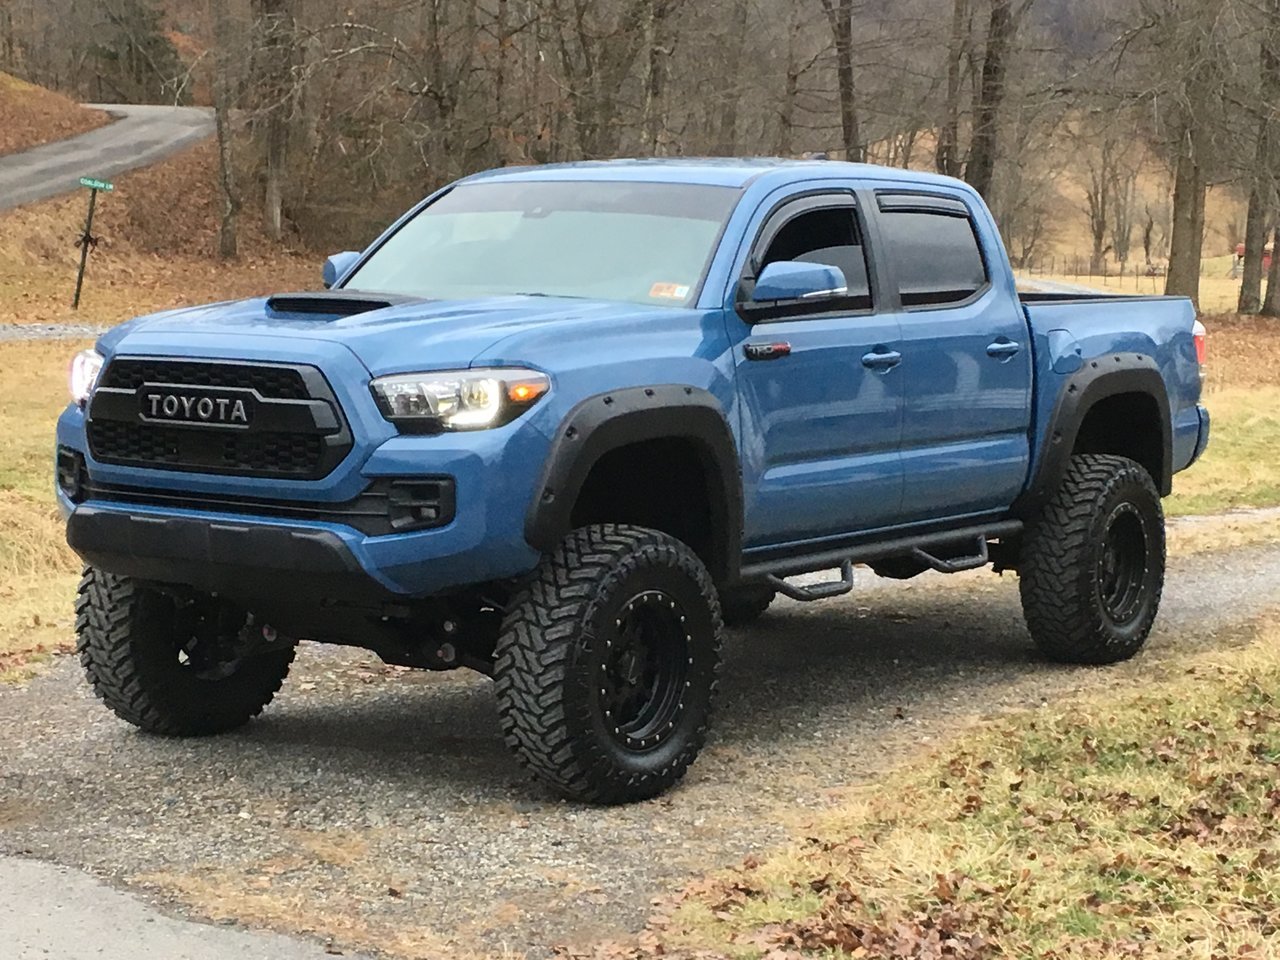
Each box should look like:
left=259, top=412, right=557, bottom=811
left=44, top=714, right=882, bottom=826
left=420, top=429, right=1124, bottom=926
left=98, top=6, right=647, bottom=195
left=253, top=0, right=292, bottom=242
left=967, top=0, right=1018, bottom=200
left=1239, top=171, right=1270, bottom=314
left=211, top=0, right=238, bottom=259
left=639, top=0, right=667, bottom=154
left=1238, top=0, right=1280, bottom=314
left=819, top=0, right=861, bottom=161
left=1263, top=226, right=1280, bottom=317
left=1165, top=131, right=1206, bottom=304
left=937, top=0, right=970, bottom=178
left=712, top=0, right=748, bottom=155
left=778, top=2, right=803, bottom=156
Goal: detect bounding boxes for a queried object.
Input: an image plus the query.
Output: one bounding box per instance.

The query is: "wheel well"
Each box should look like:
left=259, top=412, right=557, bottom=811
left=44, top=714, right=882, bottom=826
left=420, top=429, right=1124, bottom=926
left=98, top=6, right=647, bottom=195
left=1072, top=392, right=1165, bottom=485
left=570, top=438, right=727, bottom=581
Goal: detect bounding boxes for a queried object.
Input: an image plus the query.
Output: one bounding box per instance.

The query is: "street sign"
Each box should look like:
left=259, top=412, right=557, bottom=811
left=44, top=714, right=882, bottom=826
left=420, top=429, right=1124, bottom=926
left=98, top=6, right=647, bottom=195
left=73, top=177, right=112, bottom=308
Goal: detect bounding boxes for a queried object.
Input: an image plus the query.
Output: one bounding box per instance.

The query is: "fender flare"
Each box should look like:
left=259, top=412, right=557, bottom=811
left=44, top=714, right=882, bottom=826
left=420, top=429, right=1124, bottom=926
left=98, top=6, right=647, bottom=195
left=1013, top=354, right=1172, bottom=518
left=524, top=385, right=743, bottom=584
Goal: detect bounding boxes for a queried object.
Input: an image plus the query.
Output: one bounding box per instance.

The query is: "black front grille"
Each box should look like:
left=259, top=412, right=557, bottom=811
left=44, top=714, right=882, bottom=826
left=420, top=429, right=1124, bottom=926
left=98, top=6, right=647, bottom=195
left=100, top=358, right=310, bottom=400
left=87, top=358, right=351, bottom=479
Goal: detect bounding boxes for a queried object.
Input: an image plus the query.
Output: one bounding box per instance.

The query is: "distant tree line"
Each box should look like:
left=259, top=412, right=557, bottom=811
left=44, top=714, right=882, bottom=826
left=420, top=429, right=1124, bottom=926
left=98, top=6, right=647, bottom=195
left=2, top=0, right=1278, bottom=314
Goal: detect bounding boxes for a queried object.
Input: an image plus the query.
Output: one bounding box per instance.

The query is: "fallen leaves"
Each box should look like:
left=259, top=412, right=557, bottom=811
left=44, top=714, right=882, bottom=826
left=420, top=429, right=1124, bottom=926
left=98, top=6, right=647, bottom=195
left=571, top=617, right=1280, bottom=960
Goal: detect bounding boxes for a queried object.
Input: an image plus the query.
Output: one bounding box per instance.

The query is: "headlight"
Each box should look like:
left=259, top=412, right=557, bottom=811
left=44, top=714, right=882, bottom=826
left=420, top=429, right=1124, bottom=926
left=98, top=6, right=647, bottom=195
left=370, top=367, right=550, bottom=431
left=69, top=349, right=104, bottom=405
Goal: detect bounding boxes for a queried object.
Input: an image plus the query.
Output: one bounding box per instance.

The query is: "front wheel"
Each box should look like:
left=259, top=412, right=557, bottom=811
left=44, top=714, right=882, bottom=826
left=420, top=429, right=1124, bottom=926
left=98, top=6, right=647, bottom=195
left=1018, top=454, right=1165, bottom=665
left=76, top=567, right=295, bottom=736
left=493, top=524, right=723, bottom=804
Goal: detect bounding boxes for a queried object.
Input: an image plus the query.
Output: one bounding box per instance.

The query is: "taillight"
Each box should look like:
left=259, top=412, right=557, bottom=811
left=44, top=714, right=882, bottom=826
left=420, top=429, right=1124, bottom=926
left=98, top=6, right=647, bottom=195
left=1193, top=319, right=1207, bottom=366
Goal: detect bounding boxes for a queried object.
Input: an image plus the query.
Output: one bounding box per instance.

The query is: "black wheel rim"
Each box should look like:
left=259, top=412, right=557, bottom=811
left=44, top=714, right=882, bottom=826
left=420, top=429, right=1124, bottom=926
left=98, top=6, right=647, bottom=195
left=173, top=599, right=243, bottom=681
left=599, top=590, right=691, bottom=752
left=1096, top=503, right=1149, bottom=626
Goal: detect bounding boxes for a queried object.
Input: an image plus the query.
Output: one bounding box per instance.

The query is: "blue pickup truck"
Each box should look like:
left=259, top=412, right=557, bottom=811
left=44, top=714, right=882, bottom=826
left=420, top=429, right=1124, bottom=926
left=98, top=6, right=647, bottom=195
left=57, top=159, right=1209, bottom=803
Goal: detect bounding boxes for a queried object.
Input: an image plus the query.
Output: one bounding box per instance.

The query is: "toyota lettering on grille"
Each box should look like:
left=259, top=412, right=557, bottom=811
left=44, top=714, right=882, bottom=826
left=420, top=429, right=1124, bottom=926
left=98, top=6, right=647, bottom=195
left=140, top=390, right=254, bottom=426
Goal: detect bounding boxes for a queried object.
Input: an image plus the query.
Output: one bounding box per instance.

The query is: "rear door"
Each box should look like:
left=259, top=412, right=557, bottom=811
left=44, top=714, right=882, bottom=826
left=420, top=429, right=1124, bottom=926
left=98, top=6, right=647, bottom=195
left=728, top=189, right=904, bottom=548
left=870, top=191, right=1033, bottom=522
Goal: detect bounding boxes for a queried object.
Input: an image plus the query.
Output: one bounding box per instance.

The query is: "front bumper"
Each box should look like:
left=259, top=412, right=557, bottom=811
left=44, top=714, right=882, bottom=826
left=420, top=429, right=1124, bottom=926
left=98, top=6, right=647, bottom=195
left=67, top=505, right=386, bottom=603
left=57, top=408, right=548, bottom=600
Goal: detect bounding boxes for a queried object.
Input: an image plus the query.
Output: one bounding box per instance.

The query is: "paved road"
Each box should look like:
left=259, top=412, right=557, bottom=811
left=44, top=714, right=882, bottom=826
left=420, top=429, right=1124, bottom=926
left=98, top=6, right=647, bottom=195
left=0, top=856, right=373, bottom=960
left=0, top=103, right=213, bottom=212
left=1, top=541, right=1277, bottom=959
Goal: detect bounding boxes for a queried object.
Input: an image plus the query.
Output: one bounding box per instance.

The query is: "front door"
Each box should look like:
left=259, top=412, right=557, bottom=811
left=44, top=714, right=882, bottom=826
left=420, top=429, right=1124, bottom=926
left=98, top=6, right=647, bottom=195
left=730, top=191, right=904, bottom=549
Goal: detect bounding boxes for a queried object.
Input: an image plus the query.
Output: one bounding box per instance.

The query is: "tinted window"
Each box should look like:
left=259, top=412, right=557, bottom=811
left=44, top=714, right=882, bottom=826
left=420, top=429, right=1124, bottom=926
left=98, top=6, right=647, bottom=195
left=758, top=207, right=871, bottom=309
left=879, top=209, right=987, bottom=307
left=345, top=181, right=739, bottom=307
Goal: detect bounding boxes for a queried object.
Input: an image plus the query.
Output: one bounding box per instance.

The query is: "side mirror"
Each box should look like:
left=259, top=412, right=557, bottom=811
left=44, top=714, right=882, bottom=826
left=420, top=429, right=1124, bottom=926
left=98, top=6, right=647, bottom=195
left=322, top=251, right=361, bottom=289
left=750, top=261, right=847, bottom=303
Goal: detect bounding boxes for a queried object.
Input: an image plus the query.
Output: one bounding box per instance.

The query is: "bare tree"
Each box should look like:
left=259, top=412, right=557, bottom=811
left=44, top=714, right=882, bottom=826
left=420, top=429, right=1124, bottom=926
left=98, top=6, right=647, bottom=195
left=252, top=0, right=294, bottom=242
left=1239, top=0, right=1280, bottom=313
left=816, top=0, right=862, bottom=160
left=1264, top=226, right=1280, bottom=316
left=210, top=0, right=239, bottom=259
left=967, top=0, right=1034, bottom=199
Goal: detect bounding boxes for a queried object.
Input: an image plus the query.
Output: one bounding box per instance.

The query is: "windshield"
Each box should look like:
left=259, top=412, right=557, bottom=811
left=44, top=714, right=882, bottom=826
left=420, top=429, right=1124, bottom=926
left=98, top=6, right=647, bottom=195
left=343, top=180, right=739, bottom=307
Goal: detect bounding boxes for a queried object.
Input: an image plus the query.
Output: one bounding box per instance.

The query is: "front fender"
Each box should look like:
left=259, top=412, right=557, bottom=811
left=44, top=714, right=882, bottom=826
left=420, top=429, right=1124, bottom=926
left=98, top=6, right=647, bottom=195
left=524, top=385, right=743, bottom=583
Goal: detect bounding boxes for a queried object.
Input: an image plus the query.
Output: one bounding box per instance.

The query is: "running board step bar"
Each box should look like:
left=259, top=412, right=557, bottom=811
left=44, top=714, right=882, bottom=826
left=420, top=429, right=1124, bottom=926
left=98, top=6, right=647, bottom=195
left=766, top=561, right=854, bottom=602
left=910, top=535, right=989, bottom=574
left=739, top=520, right=1023, bottom=582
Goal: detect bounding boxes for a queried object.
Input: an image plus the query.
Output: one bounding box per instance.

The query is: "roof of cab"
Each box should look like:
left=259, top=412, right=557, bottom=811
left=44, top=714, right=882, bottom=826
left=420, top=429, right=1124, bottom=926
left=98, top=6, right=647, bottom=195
left=460, top=157, right=973, bottom=193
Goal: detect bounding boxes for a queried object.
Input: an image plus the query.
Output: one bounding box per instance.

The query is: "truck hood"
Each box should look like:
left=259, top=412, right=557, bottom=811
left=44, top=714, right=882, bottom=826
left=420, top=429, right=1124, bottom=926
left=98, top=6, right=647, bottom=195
left=99, top=292, right=656, bottom=376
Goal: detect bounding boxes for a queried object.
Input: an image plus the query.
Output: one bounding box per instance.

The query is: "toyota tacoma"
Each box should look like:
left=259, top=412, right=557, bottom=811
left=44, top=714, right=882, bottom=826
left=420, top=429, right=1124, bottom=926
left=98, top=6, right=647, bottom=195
left=56, top=159, right=1210, bottom=803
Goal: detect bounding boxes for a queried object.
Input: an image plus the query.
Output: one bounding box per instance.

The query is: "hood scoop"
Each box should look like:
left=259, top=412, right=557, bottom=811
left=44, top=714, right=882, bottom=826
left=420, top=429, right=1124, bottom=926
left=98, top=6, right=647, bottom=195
left=265, top=290, right=422, bottom=319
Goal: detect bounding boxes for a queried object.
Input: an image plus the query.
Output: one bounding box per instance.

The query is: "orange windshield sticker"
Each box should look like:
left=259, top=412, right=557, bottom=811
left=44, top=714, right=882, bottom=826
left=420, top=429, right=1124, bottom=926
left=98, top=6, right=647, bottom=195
left=650, top=282, right=692, bottom=300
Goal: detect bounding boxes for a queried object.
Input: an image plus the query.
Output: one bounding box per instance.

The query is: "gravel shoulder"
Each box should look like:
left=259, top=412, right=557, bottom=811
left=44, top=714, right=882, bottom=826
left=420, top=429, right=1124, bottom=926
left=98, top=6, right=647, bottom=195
left=1, top=542, right=1278, bottom=959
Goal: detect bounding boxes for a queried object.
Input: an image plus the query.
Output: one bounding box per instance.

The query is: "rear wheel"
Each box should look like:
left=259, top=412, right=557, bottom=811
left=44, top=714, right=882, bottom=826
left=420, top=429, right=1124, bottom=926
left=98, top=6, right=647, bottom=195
left=719, top=584, right=776, bottom=626
left=76, top=567, right=295, bottom=736
left=493, top=524, right=723, bottom=804
left=1018, top=454, right=1165, bottom=665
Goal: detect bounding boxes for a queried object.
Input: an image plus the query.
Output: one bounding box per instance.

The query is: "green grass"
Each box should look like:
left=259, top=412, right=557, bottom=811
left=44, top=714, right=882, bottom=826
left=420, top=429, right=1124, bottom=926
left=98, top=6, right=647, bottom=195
left=1166, top=386, right=1280, bottom=516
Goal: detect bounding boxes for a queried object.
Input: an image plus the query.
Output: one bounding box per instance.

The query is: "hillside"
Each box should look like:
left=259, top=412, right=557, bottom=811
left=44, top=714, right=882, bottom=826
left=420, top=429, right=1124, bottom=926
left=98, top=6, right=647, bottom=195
left=0, top=138, right=311, bottom=327
left=0, top=72, right=110, bottom=157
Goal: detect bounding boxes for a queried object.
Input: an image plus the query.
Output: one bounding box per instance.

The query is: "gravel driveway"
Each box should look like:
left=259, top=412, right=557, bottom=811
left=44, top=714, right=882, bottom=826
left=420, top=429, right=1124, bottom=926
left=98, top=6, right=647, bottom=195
left=1, top=543, right=1277, bottom=958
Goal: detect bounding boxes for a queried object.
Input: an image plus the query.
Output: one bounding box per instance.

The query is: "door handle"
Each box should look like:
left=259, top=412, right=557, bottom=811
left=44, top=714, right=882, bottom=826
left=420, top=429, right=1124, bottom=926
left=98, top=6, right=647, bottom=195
left=861, top=349, right=902, bottom=371
left=987, top=339, right=1022, bottom=360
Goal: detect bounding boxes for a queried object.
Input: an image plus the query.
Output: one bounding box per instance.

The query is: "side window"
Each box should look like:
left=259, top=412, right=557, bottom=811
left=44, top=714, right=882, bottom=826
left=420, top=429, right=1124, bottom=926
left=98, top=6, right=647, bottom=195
left=757, top=207, right=872, bottom=310
left=878, top=207, right=988, bottom=308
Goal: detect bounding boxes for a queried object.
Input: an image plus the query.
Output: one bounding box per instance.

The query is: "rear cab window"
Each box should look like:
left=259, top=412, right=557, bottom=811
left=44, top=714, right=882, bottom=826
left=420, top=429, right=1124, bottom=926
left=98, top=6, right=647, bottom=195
left=875, top=193, right=989, bottom=308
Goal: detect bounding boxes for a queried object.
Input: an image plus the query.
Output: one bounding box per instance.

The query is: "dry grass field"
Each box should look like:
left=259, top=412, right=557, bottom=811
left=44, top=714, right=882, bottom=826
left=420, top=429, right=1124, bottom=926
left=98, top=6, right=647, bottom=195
left=1025, top=271, right=1248, bottom=315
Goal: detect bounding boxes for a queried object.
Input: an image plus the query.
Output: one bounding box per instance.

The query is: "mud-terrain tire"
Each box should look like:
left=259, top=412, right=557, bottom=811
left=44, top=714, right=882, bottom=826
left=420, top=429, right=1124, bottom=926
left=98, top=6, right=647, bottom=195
left=493, top=524, right=723, bottom=804
left=76, top=567, right=295, bottom=736
left=1019, top=454, right=1165, bottom=665
left=719, top=584, right=776, bottom=626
